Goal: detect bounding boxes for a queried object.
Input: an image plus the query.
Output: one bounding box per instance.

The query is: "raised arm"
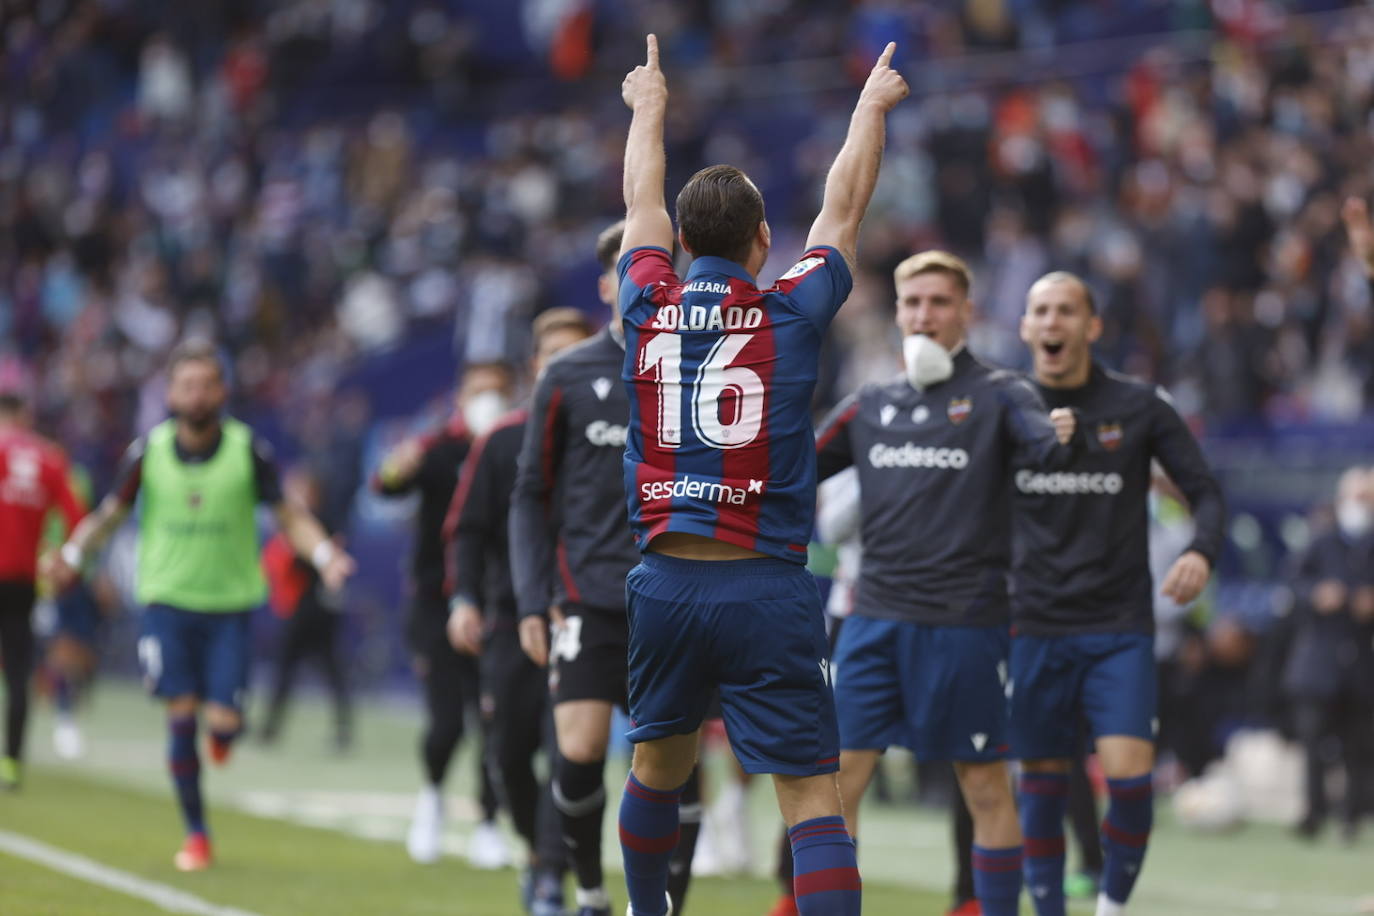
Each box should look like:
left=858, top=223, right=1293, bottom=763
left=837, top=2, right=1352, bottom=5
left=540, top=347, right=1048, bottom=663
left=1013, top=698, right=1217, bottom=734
left=619, top=34, right=675, bottom=257
left=806, top=42, right=909, bottom=269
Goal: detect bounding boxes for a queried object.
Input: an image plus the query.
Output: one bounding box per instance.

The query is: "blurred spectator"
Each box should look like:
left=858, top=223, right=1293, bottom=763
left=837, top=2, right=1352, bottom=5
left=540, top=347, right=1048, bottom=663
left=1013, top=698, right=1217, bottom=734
left=1281, top=466, right=1374, bottom=842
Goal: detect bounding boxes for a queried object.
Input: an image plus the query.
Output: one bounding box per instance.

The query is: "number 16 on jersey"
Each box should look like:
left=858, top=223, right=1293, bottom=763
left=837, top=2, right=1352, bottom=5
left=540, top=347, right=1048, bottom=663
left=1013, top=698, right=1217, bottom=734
left=637, top=332, right=765, bottom=451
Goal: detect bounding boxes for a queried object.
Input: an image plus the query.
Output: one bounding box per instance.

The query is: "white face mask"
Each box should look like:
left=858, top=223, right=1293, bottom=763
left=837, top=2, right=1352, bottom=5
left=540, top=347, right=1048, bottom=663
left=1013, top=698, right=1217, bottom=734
left=903, top=334, right=954, bottom=390
left=1336, top=499, right=1372, bottom=539
left=463, top=390, right=509, bottom=437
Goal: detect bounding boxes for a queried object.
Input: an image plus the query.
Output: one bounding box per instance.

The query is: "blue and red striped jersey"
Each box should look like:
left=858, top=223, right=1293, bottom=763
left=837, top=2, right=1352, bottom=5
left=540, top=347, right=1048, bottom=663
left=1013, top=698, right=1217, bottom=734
left=618, top=245, right=853, bottom=563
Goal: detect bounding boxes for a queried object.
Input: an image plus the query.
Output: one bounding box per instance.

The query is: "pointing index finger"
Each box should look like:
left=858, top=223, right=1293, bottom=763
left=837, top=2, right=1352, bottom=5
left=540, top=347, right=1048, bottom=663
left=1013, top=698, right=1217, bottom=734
left=647, top=33, right=660, bottom=69
left=876, top=41, right=896, bottom=69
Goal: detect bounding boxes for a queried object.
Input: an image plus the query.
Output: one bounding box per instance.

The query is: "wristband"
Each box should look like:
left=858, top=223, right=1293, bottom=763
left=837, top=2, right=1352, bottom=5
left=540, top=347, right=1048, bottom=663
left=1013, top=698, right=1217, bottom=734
left=311, top=540, right=336, bottom=573
left=61, top=542, right=84, bottom=570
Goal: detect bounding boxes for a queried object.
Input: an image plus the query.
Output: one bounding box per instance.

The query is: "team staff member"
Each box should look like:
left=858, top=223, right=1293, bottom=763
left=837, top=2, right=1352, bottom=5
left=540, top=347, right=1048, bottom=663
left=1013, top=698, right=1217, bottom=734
left=446, top=306, right=593, bottom=915
left=0, top=392, right=84, bottom=789
left=1010, top=272, right=1224, bottom=916
left=373, top=361, right=514, bottom=866
left=815, top=251, right=1079, bottom=916
left=52, top=340, right=353, bottom=869
left=511, top=222, right=703, bottom=916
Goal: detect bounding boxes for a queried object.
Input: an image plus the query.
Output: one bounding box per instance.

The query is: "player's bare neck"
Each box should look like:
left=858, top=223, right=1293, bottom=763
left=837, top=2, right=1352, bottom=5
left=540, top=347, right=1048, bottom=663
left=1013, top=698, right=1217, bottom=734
left=648, top=531, right=768, bottom=561
left=176, top=422, right=222, bottom=454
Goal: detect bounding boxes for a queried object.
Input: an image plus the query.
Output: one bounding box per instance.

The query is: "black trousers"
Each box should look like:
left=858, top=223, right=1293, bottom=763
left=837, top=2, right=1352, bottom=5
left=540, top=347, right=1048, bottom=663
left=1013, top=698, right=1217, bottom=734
left=262, top=597, right=352, bottom=742
left=1292, top=694, right=1374, bottom=827
left=0, top=581, right=37, bottom=761
left=481, top=625, right=564, bottom=868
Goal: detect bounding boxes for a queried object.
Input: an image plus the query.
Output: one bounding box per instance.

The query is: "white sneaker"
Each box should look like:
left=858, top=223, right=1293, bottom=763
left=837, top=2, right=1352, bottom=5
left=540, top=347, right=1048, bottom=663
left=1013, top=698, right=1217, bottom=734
left=53, top=718, right=85, bottom=760
left=625, top=892, right=673, bottom=916
left=689, top=816, right=724, bottom=876
left=711, top=782, right=753, bottom=874
left=406, top=786, right=443, bottom=864
left=466, top=819, right=511, bottom=869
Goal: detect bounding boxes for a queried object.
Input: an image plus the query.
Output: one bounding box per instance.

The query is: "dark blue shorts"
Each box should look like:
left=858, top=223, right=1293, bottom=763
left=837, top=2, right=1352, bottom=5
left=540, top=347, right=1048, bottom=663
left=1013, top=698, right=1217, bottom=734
left=1008, top=631, right=1157, bottom=760
left=138, top=605, right=253, bottom=711
left=55, top=585, right=101, bottom=647
left=625, top=553, right=839, bottom=776
left=832, top=616, right=1010, bottom=762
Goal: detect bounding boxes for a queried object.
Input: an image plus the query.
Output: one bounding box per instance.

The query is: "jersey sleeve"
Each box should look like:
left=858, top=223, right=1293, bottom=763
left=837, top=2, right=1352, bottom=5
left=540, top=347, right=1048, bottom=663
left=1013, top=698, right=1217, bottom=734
left=1148, top=389, right=1226, bottom=566
left=251, top=436, right=284, bottom=505
left=509, top=369, right=566, bottom=619
left=998, top=375, right=1078, bottom=470
left=816, top=467, right=861, bottom=545
left=110, top=439, right=146, bottom=506
left=617, top=246, right=679, bottom=326
left=815, top=393, right=860, bottom=481
left=773, top=246, right=854, bottom=330
left=444, top=430, right=498, bottom=609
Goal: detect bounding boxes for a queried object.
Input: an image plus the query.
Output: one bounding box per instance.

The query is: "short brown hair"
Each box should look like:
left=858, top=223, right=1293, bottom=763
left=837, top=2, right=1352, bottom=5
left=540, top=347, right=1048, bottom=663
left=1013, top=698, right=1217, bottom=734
left=1029, top=270, right=1097, bottom=314
left=167, top=338, right=224, bottom=380
left=893, top=251, right=973, bottom=296
left=596, top=221, right=626, bottom=272
left=532, top=307, right=593, bottom=346
left=675, top=165, right=764, bottom=266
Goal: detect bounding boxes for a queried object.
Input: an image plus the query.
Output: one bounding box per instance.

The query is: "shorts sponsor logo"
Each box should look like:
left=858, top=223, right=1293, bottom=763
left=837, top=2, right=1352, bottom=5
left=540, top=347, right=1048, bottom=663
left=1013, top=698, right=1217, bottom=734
left=650, top=303, right=764, bottom=332
left=971, top=733, right=988, bottom=752
left=868, top=443, right=970, bottom=470
left=1015, top=470, right=1123, bottom=495
left=585, top=420, right=627, bottom=448
left=638, top=475, right=759, bottom=506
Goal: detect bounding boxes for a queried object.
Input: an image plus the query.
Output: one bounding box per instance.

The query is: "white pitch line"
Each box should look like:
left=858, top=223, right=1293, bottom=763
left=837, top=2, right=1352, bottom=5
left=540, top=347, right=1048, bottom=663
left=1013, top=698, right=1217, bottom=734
left=0, top=829, right=269, bottom=916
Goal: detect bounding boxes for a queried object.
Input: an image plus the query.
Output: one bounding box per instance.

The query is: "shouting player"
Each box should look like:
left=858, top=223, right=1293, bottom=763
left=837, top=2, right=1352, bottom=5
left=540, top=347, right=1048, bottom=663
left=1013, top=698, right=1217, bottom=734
left=446, top=306, right=592, bottom=915
left=814, top=251, right=1079, bottom=916
left=0, top=391, right=85, bottom=789
left=52, top=340, right=354, bottom=869
left=615, top=35, right=907, bottom=916
left=1012, top=272, right=1224, bottom=916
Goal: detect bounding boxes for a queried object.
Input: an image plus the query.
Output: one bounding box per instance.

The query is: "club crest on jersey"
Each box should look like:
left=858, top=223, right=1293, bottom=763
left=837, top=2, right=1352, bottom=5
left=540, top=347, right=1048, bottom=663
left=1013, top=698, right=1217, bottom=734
left=880, top=404, right=897, bottom=426
left=188, top=491, right=202, bottom=509
left=947, top=397, right=972, bottom=425
left=592, top=377, right=613, bottom=401
left=1097, top=422, right=1124, bottom=451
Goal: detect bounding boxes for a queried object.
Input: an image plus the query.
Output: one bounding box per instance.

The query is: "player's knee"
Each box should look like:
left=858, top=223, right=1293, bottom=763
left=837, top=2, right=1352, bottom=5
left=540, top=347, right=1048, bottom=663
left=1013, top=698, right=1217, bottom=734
left=630, top=741, right=696, bottom=790
left=166, top=696, right=199, bottom=718
left=957, top=763, right=1013, bottom=813
left=557, top=734, right=605, bottom=765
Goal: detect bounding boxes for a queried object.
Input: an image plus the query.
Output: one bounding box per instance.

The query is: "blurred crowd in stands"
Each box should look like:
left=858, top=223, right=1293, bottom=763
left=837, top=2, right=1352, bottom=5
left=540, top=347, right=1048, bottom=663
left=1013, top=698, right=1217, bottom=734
left=5, top=0, right=1374, bottom=488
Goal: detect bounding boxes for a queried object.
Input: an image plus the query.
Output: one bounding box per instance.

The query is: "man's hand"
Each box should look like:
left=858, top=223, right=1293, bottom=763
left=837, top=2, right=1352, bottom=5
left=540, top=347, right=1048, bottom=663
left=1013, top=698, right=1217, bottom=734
left=1313, top=579, right=1348, bottom=615
left=319, top=545, right=355, bottom=592
left=519, top=615, right=550, bottom=667
left=1342, top=196, right=1374, bottom=278
left=622, top=34, right=667, bottom=112
left=47, top=545, right=82, bottom=592
left=857, top=42, right=909, bottom=113
left=1049, top=408, right=1077, bottom=446
left=1352, top=585, right=1374, bottom=623
left=1162, top=550, right=1211, bottom=605
left=447, top=601, right=483, bottom=655
left=380, top=438, right=425, bottom=485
